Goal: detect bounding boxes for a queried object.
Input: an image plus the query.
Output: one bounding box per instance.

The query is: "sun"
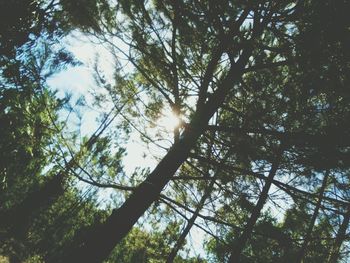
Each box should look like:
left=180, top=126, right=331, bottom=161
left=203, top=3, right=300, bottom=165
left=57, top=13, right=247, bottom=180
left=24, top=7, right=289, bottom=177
left=158, top=110, right=181, bottom=132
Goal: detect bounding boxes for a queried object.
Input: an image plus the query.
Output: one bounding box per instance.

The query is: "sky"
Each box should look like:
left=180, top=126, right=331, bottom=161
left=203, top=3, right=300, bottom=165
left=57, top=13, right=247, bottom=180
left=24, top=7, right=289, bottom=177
left=45, top=27, right=302, bottom=259
left=43, top=25, right=301, bottom=259
left=47, top=32, right=155, bottom=175
left=46, top=31, right=207, bottom=258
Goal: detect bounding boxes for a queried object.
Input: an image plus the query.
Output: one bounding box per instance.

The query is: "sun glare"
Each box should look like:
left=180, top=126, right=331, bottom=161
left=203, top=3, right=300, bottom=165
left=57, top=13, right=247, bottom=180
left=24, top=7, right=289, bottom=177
left=158, top=110, right=181, bottom=131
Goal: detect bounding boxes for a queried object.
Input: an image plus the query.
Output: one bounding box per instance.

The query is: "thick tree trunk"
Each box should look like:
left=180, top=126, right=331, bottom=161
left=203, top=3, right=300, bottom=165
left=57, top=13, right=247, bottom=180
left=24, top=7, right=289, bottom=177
left=228, top=146, right=284, bottom=263
left=55, top=47, right=253, bottom=263
left=295, top=171, right=329, bottom=263
left=327, top=205, right=350, bottom=263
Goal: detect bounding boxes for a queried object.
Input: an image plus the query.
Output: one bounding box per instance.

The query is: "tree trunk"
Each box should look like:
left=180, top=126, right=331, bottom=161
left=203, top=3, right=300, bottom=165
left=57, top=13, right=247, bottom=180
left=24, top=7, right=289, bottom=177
left=54, top=47, right=253, bottom=263
left=166, top=148, right=232, bottom=263
left=228, top=146, right=284, bottom=263
left=327, top=205, right=350, bottom=263
left=295, top=170, right=329, bottom=263
left=166, top=180, right=214, bottom=263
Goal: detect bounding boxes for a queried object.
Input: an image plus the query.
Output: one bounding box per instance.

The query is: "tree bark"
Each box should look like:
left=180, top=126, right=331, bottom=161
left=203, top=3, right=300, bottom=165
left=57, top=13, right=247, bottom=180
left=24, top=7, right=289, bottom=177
left=228, top=145, right=284, bottom=263
left=295, top=170, right=329, bottom=263
left=167, top=144, right=234, bottom=263
left=54, top=45, right=253, bottom=263
left=327, top=205, right=350, bottom=263
left=166, top=179, right=215, bottom=263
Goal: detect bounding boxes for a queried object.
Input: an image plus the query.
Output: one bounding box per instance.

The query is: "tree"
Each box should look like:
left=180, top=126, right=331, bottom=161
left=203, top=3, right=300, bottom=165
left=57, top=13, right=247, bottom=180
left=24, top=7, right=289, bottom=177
left=51, top=0, right=349, bottom=261
left=1, top=0, right=349, bottom=262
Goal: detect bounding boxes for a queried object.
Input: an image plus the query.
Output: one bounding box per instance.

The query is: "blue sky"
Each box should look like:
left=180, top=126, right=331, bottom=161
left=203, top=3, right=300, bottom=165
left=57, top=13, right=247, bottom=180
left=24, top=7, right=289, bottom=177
left=47, top=32, right=157, bottom=175
left=46, top=31, right=209, bottom=258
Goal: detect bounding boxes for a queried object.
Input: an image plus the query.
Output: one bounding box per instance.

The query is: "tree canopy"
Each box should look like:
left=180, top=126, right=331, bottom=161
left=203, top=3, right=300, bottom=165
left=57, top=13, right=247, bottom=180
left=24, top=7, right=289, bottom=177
left=0, top=0, right=349, bottom=262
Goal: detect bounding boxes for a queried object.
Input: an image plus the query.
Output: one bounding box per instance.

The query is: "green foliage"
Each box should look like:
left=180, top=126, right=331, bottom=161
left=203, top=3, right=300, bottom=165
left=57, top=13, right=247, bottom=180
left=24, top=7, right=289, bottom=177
left=1, top=0, right=349, bottom=262
left=0, top=0, right=62, bottom=60
left=58, top=0, right=114, bottom=32
left=0, top=22, right=89, bottom=261
left=206, top=205, right=333, bottom=263
left=107, top=226, right=203, bottom=263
